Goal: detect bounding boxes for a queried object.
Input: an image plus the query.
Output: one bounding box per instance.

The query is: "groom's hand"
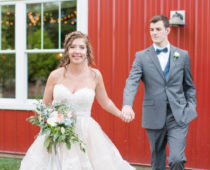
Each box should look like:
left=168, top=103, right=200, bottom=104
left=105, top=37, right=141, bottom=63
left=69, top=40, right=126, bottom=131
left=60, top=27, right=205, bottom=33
left=121, top=105, right=135, bottom=122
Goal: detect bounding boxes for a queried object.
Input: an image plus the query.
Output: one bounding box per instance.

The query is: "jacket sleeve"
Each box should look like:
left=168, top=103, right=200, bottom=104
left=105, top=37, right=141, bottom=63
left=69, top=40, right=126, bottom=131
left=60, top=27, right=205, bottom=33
left=183, top=52, right=197, bottom=111
left=122, top=53, right=143, bottom=107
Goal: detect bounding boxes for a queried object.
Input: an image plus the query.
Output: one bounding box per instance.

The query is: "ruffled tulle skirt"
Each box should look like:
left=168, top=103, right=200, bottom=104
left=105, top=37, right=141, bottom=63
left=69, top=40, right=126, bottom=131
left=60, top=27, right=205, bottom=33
left=20, top=117, right=135, bottom=170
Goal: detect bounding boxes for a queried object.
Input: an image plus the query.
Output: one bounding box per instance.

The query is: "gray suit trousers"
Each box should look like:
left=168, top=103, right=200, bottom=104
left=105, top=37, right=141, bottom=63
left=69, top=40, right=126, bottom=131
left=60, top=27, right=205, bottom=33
left=146, top=105, right=188, bottom=170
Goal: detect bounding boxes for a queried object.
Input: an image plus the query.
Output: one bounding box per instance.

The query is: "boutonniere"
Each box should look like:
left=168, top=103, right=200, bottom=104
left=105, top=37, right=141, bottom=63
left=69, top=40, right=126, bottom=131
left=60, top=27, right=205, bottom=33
left=173, top=51, right=180, bottom=61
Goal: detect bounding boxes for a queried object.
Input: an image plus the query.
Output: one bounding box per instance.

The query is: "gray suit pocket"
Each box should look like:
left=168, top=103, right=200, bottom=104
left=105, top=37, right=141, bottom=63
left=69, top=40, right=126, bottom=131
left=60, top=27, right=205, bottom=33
left=143, top=100, right=154, bottom=106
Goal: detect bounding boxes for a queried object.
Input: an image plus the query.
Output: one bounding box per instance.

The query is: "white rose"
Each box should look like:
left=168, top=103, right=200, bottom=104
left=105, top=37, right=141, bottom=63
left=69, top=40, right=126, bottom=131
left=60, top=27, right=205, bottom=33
left=174, top=52, right=180, bottom=57
left=51, top=111, right=58, bottom=117
left=173, top=51, right=180, bottom=61
left=47, top=117, right=57, bottom=127
left=67, top=111, right=74, bottom=119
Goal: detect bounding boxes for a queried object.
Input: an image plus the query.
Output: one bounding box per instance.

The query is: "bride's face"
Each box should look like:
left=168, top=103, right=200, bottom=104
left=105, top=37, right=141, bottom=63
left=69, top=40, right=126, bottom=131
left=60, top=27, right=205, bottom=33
left=68, top=38, right=87, bottom=65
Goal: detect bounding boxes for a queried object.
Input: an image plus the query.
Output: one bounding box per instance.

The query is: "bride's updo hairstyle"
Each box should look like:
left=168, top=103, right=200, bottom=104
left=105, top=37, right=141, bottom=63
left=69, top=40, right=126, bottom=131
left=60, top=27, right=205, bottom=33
left=59, top=31, right=94, bottom=69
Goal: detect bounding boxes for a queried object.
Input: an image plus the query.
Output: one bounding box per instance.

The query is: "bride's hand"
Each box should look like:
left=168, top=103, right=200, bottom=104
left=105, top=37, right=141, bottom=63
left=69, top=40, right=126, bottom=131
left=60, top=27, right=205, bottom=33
left=121, top=105, right=135, bottom=122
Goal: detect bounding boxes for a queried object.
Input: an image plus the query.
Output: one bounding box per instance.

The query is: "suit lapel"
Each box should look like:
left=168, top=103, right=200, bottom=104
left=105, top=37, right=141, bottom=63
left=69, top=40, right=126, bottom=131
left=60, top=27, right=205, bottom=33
left=147, top=46, right=165, bottom=81
left=167, top=45, right=176, bottom=82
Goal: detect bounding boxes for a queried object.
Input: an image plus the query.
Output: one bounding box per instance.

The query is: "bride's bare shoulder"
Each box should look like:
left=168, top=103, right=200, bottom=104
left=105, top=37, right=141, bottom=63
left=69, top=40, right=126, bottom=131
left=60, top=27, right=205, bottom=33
left=89, top=68, right=104, bottom=86
left=48, top=67, right=65, bottom=83
left=90, top=67, right=102, bottom=79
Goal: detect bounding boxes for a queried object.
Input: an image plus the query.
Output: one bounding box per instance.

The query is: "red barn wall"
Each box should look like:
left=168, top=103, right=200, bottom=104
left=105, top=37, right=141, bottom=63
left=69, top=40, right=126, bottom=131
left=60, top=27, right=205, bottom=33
left=88, top=0, right=210, bottom=169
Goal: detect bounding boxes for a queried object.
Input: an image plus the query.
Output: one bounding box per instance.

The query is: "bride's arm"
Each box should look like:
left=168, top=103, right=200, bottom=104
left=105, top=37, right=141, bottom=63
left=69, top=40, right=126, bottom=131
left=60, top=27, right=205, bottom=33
left=42, top=70, right=58, bottom=106
left=94, top=69, right=124, bottom=119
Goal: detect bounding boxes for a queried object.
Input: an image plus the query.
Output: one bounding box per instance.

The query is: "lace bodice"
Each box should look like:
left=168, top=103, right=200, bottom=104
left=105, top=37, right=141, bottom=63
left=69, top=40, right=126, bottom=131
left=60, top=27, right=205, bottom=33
left=53, top=84, right=95, bottom=117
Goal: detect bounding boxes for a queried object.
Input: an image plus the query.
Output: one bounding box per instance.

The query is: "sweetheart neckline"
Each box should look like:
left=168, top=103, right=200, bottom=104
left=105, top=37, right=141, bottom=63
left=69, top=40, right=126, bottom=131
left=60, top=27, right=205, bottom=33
left=54, top=84, right=95, bottom=95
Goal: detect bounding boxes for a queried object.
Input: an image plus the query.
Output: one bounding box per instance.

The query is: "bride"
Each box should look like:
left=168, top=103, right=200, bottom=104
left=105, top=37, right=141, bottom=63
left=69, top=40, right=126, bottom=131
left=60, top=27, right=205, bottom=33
left=20, top=31, right=135, bottom=170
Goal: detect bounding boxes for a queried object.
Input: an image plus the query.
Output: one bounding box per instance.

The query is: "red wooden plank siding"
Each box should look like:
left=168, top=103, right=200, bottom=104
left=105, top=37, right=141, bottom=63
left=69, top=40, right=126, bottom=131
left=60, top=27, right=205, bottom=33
left=88, top=0, right=210, bottom=169
left=0, top=110, right=4, bottom=151
left=1, top=0, right=210, bottom=169
left=96, top=0, right=115, bottom=139
left=4, top=110, right=17, bottom=152
left=0, top=110, right=39, bottom=154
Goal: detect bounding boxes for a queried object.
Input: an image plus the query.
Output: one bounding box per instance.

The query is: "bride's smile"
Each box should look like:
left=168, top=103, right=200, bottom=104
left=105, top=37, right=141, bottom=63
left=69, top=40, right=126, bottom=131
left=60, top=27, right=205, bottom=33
left=68, top=38, right=87, bottom=65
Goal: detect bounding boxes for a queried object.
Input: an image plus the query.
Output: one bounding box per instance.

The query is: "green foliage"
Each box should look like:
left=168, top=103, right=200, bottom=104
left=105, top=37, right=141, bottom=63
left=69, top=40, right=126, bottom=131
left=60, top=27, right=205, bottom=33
left=0, top=158, right=21, bottom=170
left=1, top=5, right=15, bottom=50
left=0, top=54, right=15, bottom=84
left=28, top=30, right=61, bottom=83
left=0, top=54, right=15, bottom=92
left=27, top=101, right=85, bottom=153
left=28, top=53, right=60, bottom=83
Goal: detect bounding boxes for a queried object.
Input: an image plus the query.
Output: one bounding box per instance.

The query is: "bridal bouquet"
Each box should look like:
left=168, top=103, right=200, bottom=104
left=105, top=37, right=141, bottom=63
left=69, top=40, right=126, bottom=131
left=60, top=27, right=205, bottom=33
left=27, top=100, right=85, bottom=153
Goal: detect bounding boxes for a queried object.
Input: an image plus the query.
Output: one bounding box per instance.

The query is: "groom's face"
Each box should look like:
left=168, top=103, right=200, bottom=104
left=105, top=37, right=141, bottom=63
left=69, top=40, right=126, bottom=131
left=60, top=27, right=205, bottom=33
left=150, top=20, right=170, bottom=46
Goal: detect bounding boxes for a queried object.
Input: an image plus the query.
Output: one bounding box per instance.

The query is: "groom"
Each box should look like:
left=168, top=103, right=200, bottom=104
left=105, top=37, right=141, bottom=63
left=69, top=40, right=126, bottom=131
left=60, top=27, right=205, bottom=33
left=122, top=15, right=197, bottom=170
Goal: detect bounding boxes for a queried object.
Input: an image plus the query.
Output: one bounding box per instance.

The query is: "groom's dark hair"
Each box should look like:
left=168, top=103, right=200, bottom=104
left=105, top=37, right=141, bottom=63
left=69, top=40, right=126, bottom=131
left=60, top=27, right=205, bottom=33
left=150, top=15, right=169, bottom=28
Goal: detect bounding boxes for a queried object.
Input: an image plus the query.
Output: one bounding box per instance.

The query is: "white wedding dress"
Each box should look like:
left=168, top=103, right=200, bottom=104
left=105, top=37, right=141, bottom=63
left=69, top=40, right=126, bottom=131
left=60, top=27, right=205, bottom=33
left=20, top=84, right=135, bottom=170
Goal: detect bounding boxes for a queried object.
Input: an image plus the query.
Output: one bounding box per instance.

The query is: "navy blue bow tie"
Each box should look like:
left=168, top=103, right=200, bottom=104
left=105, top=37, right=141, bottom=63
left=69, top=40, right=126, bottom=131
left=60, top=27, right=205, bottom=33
left=156, top=47, right=168, bottom=55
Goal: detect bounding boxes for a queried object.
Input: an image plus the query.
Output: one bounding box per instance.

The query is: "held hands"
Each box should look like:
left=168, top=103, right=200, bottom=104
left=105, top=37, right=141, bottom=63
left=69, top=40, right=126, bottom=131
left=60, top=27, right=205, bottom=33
left=120, top=105, right=135, bottom=123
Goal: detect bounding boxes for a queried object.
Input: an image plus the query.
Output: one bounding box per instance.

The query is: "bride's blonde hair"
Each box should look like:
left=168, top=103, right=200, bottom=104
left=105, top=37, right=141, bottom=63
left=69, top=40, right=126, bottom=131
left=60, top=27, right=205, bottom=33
left=59, top=31, right=94, bottom=69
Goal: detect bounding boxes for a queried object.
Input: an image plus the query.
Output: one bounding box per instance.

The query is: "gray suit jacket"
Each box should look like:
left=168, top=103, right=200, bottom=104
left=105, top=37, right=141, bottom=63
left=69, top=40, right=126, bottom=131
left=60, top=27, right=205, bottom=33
left=123, top=45, right=197, bottom=129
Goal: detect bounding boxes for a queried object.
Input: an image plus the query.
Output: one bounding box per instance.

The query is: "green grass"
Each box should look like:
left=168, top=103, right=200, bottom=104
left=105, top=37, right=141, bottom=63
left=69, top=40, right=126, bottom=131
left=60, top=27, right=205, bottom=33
left=0, top=158, right=21, bottom=170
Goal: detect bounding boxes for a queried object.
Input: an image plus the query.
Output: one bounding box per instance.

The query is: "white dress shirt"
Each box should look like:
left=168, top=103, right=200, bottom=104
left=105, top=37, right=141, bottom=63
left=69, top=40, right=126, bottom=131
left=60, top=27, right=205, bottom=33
left=153, top=43, right=170, bottom=71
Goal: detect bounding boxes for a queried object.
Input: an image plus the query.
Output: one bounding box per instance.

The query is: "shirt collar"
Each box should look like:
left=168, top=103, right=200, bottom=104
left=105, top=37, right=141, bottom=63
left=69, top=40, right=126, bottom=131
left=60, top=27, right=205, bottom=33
left=153, top=43, right=170, bottom=51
